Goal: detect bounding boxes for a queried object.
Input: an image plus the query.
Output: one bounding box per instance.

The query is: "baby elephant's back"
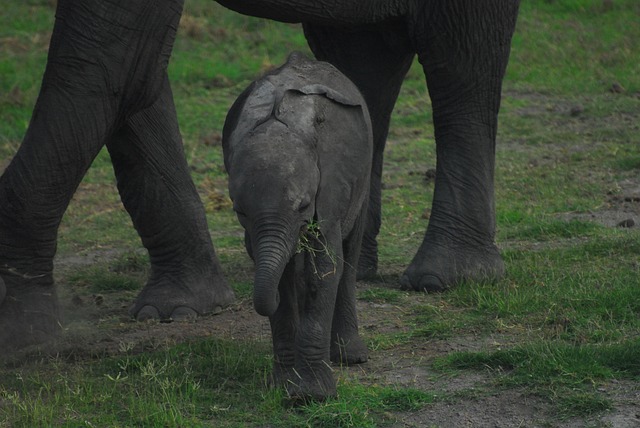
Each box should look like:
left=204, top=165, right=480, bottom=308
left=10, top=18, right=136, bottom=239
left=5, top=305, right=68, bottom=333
left=223, top=52, right=371, bottom=154
left=267, top=52, right=373, bottom=154
left=269, top=51, right=367, bottom=111
left=224, top=51, right=372, bottom=170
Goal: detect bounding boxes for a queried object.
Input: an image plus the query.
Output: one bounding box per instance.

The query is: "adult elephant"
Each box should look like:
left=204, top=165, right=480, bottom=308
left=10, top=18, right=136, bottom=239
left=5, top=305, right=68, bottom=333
left=217, top=0, right=521, bottom=289
left=0, top=0, right=520, bottom=353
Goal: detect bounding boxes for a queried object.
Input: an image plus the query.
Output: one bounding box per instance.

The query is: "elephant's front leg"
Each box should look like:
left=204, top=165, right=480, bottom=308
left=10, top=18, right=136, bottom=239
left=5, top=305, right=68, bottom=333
left=401, top=2, right=520, bottom=292
left=0, top=0, right=194, bottom=353
left=0, top=84, right=105, bottom=351
left=0, top=39, right=118, bottom=355
left=268, top=259, right=299, bottom=390
left=107, top=76, right=234, bottom=321
left=290, top=232, right=343, bottom=401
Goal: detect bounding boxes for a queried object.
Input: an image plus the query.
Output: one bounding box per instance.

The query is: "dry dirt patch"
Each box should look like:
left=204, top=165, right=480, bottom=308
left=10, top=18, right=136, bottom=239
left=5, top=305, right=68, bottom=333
left=559, top=178, right=640, bottom=229
left=6, top=256, right=631, bottom=428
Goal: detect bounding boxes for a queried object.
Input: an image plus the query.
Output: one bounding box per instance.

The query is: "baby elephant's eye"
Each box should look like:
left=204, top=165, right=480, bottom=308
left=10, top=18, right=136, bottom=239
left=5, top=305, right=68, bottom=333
left=297, top=197, right=312, bottom=214
left=297, top=202, right=311, bottom=214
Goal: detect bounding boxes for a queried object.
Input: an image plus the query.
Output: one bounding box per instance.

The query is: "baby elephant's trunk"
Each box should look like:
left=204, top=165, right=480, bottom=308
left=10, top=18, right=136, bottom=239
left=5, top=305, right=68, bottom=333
left=252, top=219, right=296, bottom=316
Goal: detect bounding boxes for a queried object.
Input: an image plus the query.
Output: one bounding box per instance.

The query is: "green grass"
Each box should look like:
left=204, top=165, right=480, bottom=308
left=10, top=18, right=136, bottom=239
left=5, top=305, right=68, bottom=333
left=359, top=288, right=407, bottom=305
left=508, top=0, right=640, bottom=94
left=2, top=0, right=640, bottom=426
left=1, top=339, right=272, bottom=426
left=0, top=338, right=437, bottom=427
left=65, top=252, right=149, bottom=293
left=434, top=339, right=640, bottom=416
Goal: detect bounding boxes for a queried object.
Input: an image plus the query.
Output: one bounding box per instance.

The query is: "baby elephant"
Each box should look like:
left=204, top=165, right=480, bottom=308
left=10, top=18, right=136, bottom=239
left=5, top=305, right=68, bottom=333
left=222, top=52, right=373, bottom=401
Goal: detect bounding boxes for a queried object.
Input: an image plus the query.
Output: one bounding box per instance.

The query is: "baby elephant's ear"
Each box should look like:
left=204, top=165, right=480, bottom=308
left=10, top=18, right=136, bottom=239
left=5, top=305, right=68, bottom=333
left=222, top=80, right=277, bottom=170
left=297, top=84, right=363, bottom=108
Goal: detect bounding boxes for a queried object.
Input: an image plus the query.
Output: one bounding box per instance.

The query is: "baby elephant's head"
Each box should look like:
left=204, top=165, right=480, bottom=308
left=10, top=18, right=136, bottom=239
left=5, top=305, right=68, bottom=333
left=227, top=125, right=319, bottom=316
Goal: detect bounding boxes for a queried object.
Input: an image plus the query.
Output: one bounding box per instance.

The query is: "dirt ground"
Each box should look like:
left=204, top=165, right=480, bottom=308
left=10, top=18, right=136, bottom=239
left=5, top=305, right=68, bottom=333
left=17, top=242, right=631, bottom=427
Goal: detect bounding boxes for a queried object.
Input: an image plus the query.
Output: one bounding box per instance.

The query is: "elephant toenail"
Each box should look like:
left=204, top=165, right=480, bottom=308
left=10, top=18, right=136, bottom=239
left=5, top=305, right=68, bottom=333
left=419, top=275, right=446, bottom=293
left=171, top=306, right=198, bottom=322
left=136, top=305, right=160, bottom=322
left=398, top=275, right=413, bottom=290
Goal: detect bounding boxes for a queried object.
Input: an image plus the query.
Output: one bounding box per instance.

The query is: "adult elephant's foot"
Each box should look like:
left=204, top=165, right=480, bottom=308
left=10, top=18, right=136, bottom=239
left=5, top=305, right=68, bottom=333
left=0, top=271, right=61, bottom=356
left=356, top=250, right=378, bottom=280
left=400, top=239, right=505, bottom=292
left=356, top=235, right=378, bottom=280
left=274, top=360, right=337, bottom=403
left=129, top=264, right=235, bottom=322
left=330, top=333, right=368, bottom=365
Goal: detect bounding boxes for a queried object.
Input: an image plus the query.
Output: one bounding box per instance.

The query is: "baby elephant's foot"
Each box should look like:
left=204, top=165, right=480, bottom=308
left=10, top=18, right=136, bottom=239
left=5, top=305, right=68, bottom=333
left=129, top=266, right=235, bottom=322
left=287, top=365, right=337, bottom=403
left=330, top=333, right=368, bottom=365
left=270, top=362, right=296, bottom=390
left=274, top=360, right=337, bottom=403
left=0, top=273, right=61, bottom=356
left=400, top=240, right=505, bottom=292
left=356, top=239, right=378, bottom=280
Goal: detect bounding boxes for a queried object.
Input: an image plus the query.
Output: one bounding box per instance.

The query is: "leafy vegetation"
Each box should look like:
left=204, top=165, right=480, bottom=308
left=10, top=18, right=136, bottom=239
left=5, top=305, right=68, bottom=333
left=1, top=0, right=639, bottom=426
left=297, top=220, right=339, bottom=279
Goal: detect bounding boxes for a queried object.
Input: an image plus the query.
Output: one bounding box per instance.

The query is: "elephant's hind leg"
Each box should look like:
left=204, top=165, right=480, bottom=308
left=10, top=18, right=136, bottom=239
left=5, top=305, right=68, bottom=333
left=107, top=76, right=235, bottom=322
left=400, top=1, right=519, bottom=292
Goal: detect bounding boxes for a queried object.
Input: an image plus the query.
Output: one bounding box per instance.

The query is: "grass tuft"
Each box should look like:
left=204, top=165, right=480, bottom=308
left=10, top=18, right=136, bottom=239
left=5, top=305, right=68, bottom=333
left=434, top=338, right=640, bottom=415
left=297, top=220, right=338, bottom=278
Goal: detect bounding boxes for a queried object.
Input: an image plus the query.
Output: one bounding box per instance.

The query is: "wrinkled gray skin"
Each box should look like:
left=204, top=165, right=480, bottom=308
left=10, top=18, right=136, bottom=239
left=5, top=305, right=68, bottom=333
left=0, top=0, right=520, bottom=354
left=217, top=1, right=521, bottom=289
left=223, top=53, right=372, bottom=401
left=0, top=0, right=235, bottom=355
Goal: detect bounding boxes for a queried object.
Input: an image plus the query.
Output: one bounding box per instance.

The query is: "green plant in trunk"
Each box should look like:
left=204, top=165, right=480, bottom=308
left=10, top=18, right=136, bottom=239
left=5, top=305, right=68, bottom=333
left=296, top=220, right=337, bottom=279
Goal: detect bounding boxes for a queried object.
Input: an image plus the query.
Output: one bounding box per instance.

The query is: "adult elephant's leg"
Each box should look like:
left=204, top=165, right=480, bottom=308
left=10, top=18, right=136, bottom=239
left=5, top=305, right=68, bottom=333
left=303, top=24, right=414, bottom=278
left=107, top=76, right=234, bottom=322
left=0, top=0, right=187, bottom=353
left=0, top=92, right=109, bottom=353
left=401, top=1, right=520, bottom=291
left=0, top=17, right=119, bottom=354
